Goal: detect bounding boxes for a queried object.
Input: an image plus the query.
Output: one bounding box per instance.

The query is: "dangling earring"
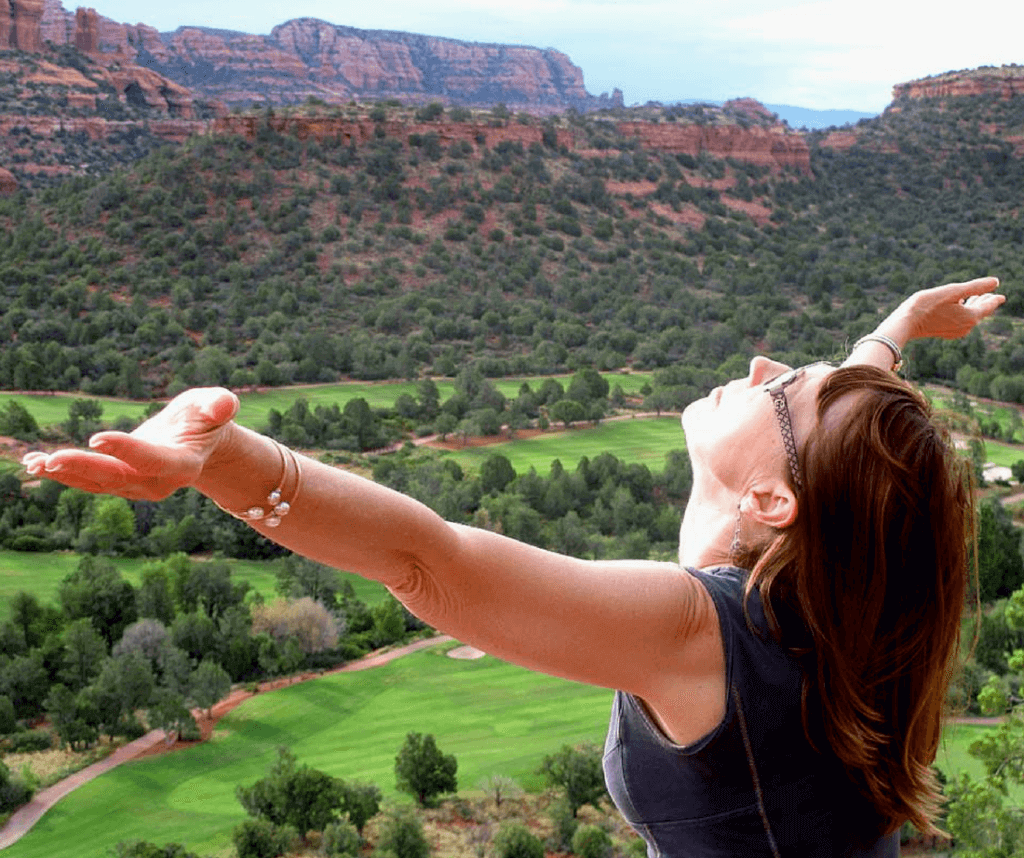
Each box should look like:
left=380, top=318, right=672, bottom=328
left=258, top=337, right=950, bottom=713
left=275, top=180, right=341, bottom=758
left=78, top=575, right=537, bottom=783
left=728, top=503, right=743, bottom=565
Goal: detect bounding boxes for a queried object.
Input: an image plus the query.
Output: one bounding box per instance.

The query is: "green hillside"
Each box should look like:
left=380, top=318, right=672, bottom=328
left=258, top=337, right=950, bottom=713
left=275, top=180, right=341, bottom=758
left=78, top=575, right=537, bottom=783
left=0, top=86, right=1022, bottom=409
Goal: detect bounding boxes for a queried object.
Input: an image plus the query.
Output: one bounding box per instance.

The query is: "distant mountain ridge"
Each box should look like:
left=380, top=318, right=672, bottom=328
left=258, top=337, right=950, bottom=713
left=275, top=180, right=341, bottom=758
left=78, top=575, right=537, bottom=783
left=8, top=0, right=1022, bottom=122
left=35, top=0, right=623, bottom=114
left=764, top=105, right=877, bottom=130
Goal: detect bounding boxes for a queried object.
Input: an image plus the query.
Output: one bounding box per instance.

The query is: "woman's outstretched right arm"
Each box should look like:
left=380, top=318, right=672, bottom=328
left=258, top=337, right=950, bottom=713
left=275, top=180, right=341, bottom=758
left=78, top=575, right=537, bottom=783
left=22, top=389, right=722, bottom=717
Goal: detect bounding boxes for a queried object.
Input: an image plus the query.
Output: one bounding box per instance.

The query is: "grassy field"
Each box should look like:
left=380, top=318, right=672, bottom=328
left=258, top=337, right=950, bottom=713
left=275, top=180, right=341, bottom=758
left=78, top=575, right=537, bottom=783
left=439, top=416, right=685, bottom=476
left=0, top=551, right=390, bottom=618
left=1, top=638, right=1009, bottom=858
left=934, top=721, right=1023, bottom=802
left=3, top=642, right=614, bottom=858
left=980, top=438, right=1024, bottom=470
left=0, top=373, right=655, bottom=435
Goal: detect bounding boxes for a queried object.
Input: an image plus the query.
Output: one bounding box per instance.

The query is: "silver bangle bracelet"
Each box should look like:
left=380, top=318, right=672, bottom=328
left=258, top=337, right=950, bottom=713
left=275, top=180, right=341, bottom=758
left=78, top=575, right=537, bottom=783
left=214, top=441, right=302, bottom=528
left=853, top=334, right=904, bottom=372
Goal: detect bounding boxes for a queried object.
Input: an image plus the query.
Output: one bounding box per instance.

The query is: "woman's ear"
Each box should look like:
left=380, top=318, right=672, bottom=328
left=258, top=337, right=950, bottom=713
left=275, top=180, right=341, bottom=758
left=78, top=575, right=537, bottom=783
left=740, top=479, right=798, bottom=530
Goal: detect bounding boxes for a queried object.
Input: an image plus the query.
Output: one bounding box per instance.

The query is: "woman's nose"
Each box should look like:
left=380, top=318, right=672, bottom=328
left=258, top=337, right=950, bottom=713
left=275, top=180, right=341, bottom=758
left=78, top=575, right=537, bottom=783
left=747, top=356, right=790, bottom=386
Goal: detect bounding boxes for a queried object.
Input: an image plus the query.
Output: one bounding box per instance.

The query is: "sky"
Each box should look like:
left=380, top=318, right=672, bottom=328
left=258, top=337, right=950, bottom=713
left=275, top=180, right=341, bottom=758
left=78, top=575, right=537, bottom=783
left=79, top=0, right=1024, bottom=113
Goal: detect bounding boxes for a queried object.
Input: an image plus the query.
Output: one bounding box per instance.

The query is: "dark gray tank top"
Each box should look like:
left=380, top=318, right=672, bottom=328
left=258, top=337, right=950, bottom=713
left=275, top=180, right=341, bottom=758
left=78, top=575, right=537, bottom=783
left=603, top=566, right=900, bottom=857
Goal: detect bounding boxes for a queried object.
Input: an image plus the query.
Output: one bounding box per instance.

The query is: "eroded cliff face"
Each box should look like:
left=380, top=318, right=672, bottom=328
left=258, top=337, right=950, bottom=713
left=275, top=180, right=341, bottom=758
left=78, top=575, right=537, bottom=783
left=124, top=17, right=613, bottom=114
left=616, top=120, right=811, bottom=174
left=211, top=115, right=576, bottom=151
left=0, top=0, right=45, bottom=52
left=893, top=66, right=1024, bottom=101
left=31, top=4, right=619, bottom=114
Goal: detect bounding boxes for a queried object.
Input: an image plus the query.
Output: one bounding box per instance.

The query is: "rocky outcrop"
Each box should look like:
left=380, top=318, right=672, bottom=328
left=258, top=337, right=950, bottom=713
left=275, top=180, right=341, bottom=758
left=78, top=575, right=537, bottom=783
left=616, top=121, right=811, bottom=174
left=1, top=0, right=45, bottom=51
left=0, top=167, right=17, bottom=195
left=212, top=114, right=575, bottom=150
left=893, top=66, right=1024, bottom=101
left=26, top=4, right=618, bottom=114
left=130, top=18, right=614, bottom=114
left=723, top=97, right=778, bottom=124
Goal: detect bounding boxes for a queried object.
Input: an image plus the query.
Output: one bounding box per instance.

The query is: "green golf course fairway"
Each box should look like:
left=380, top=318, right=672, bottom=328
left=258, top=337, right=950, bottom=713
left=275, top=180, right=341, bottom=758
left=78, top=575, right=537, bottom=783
left=3, top=642, right=614, bottom=858
left=0, top=639, right=1008, bottom=858
left=440, top=416, right=685, bottom=476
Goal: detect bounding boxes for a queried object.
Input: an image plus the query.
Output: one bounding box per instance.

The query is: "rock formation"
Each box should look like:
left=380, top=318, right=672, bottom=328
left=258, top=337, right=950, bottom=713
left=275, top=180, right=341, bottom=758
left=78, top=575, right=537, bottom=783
left=1, top=0, right=45, bottom=52
left=892, top=66, right=1024, bottom=101
left=124, top=17, right=614, bottom=114
left=616, top=121, right=811, bottom=174
left=0, top=167, right=17, bottom=195
left=28, top=4, right=618, bottom=114
left=211, top=115, right=575, bottom=151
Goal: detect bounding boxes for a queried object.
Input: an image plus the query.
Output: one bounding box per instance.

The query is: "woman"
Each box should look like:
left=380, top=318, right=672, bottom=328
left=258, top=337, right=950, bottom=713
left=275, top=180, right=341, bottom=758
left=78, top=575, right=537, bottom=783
left=24, top=278, right=1004, bottom=856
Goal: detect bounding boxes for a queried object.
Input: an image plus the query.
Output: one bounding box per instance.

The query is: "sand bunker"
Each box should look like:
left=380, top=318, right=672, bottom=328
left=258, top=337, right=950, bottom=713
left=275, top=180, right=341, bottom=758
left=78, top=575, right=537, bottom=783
left=447, top=645, right=486, bottom=660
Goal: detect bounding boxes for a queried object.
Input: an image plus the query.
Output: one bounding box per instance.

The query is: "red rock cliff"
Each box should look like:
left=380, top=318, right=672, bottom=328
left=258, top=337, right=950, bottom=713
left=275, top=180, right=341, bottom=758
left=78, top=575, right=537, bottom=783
left=211, top=115, right=575, bottom=150
left=35, top=5, right=618, bottom=114
left=616, top=120, right=811, bottom=174
left=893, top=66, right=1024, bottom=101
left=0, top=0, right=45, bottom=51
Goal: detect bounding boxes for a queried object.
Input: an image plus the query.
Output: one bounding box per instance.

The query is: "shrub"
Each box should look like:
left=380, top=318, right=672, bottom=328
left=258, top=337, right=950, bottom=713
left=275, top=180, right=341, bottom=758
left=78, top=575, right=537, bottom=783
left=545, top=798, right=578, bottom=851
left=373, top=804, right=430, bottom=858
left=113, top=842, right=203, bottom=858
left=4, top=728, right=51, bottom=752
left=0, top=695, right=16, bottom=734
left=0, top=758, right=34, bottom=813
left=232, top=818, right=299, bottom=858
left=492, top=822, right=544, bottom=858
left=539, top=743, right=607, bottom=816
left=572, top=824, right=612, bottom=858
left=322, top=818, right=361, bottom=856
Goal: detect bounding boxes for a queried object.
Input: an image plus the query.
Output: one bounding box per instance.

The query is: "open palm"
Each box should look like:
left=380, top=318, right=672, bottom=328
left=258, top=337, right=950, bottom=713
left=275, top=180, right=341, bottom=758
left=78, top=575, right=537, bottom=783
left=22, top=387, right=240, bottom=501
left=901, top=277, right=1004, bottom=340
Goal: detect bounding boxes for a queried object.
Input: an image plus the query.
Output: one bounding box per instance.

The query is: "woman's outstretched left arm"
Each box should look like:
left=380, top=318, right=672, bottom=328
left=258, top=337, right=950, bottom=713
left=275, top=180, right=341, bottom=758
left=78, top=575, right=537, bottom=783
left=846, top=276, right=1004, bottom=370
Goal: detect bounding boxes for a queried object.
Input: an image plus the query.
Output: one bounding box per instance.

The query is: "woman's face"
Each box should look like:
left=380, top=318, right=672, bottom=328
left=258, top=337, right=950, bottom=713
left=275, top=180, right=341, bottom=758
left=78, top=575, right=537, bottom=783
left=681, top=357, right=835, bottom=492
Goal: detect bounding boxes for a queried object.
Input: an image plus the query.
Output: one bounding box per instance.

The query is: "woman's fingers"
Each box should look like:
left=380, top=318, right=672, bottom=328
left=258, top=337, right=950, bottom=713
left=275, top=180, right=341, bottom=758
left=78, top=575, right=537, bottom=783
left=23, top=448, right=142, bottom=493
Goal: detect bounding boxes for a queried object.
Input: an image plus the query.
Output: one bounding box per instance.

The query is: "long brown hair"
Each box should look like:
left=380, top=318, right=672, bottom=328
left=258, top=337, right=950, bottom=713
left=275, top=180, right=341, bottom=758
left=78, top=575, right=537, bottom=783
left=745, top=366, right=974, bottom=837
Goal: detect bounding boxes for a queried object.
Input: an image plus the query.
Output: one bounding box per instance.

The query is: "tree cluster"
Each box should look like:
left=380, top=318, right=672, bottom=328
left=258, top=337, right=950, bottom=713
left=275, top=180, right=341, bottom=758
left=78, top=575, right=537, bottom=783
left=1, top=93, right=1023, bottom=404
left=0, top=553, right=418, bottom=742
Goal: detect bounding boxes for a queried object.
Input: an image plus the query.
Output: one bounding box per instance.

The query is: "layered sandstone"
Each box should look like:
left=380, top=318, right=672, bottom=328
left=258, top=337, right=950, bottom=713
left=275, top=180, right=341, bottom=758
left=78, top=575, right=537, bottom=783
left=212, top=115, right=575, bottom=150
left=135, top=18, right=610, bottom=114
left=0, top=0, right=45, bottom=51
left=28, top=5, right=614, bottom=114
left=893, top=66, right=1024, bottom=101
left=616, top=121, right=811, bottom=174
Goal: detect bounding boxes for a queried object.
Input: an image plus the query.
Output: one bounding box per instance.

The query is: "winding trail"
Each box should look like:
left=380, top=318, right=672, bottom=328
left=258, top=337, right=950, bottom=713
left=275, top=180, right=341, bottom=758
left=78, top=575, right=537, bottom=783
left=0, top=634, right=453, bottom=850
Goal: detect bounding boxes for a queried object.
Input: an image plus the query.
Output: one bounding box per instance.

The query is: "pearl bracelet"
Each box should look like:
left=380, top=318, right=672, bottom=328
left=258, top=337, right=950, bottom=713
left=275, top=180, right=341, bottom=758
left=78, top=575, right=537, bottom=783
left=853, top=334, right=904, bottom=372
left=214, top=441, right=302, bottom=528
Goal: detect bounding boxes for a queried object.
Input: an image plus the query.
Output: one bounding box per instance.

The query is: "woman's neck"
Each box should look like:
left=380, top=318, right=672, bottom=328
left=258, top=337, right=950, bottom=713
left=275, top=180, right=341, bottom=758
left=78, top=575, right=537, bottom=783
left=678, top=476, right=740, bottom=569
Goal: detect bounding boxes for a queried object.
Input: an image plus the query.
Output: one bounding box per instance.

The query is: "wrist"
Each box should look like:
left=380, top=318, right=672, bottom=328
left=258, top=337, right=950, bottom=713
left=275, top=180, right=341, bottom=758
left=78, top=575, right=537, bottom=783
left=194, top=422, right=284, bottom=512
left=852, top=333, right=903, bottom=371
left=874, top=303, right=916, bottom=349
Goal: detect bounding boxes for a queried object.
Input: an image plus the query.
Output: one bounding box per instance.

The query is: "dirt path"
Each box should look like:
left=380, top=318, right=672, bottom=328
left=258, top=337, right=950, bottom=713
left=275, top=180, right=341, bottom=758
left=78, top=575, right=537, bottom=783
left=0, top=634, right=454, bottom=850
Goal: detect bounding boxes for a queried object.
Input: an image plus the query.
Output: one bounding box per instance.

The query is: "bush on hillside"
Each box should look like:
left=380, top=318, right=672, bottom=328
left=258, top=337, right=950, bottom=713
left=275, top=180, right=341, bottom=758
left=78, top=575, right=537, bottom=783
left=113, top=842, right=204, bottom=858
left=372, top=804, right=430, bottom=858
left=232, top=818, right=300, bottom=858
left=572, top=824, right=613, bottom=858
left=492, top=822, right=544, bottom=858
left=322, top=819, right=361, bottom=857
left=0, top=758, right=34, bottom=813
